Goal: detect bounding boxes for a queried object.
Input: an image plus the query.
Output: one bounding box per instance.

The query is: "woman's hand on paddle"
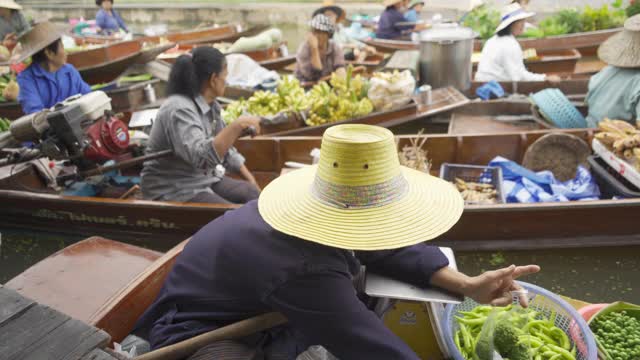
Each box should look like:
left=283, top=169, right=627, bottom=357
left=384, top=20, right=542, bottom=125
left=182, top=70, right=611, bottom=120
left=235, top=115, right=262, bottom=137
left=463, top=265, right=540, bottom=307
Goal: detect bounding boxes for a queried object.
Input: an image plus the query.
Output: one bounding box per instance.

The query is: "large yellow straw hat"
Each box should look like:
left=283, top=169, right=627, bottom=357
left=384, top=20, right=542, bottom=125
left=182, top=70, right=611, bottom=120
left=259, top=124, right=464, bottom=251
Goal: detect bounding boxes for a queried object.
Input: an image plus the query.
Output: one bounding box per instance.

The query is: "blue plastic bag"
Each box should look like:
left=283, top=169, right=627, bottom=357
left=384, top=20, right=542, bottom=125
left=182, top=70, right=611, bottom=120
left=475, top=81, right=505, bottom=101
left=488, top=156, right=600, bottom=203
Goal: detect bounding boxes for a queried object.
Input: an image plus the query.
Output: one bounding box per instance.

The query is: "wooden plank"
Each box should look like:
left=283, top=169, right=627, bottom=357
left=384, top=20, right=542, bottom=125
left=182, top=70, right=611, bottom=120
left=81, top=349, right=119, bottom=360
left=0, top=304, right=69, bottom=359
left=18, top=319, right=110, bottom=360
left=0, top=286, right=35, bottom=326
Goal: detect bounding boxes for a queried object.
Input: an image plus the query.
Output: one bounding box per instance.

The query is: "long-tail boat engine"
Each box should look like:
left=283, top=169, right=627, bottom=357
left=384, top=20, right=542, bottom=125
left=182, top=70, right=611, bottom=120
left=8, top=91, right=130, bottom=171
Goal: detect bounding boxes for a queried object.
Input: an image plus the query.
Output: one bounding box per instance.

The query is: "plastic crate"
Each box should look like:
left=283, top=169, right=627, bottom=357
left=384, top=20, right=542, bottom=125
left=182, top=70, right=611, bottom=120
left=439, top=163, right=506, bottom=204
left=588, top=155, right=640, bottom=199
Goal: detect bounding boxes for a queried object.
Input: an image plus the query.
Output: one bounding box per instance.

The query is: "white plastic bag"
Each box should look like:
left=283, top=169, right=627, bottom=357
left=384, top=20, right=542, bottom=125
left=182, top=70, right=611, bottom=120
left=367, top=70, right=415, bottom=111
left=225, top=54, right=280, bottom=88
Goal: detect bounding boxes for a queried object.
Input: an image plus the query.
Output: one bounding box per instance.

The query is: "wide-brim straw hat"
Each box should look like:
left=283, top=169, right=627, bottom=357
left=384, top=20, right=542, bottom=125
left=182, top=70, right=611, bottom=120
left=409, top=0, right=425, bottom=9
left=495, top=3, right=535, bottom=33
left=598, top=15, right=640, bottom=68
left=383, top=0, right=403, bottom=8
left=258, top=124, right=464, bottom=251
left=0, top=0, right=22, bottom=10
left=10, top=22, right=67, bottom=64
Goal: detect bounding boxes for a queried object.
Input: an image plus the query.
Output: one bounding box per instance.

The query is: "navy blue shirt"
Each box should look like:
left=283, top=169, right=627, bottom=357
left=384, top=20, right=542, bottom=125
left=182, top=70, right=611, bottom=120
left=376, top=7, right=414, bottom=40
left=17, top=63, right=91, bottom=114
left=135, top=200, right=449, bottom=359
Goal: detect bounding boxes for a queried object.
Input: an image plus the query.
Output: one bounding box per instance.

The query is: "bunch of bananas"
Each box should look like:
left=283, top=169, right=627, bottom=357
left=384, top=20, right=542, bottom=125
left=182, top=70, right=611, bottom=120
left=595, top=118, right=640, bottom=169
left=222, top=76, right=309, bottom=123
left=0, top=73, right=19, bottom=102
left=0, top=117, right=11, bottom=132
left=305, top=65, right=373, bottom=126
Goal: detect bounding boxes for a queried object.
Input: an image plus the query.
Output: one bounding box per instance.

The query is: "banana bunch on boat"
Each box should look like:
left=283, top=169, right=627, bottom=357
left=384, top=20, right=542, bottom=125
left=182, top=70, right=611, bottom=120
left=222, top=75, right=309, bottom=124
left=305, top=66, right=373, bottom=126
left=0, top=73, right=19, bottom=102
left=453, top=178, right=498, bottom=205
left=0, top=117, right=10, bottom=132
left=595, top=118, right=640, bottom=169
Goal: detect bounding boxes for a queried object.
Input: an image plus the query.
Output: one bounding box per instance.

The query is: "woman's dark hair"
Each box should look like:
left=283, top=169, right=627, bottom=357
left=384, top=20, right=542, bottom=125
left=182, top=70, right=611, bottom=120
left=167, top=46, right=226, bottom=98
left=32, top=39, right=62, bottom=64
left=497, top=23, right=513, bottom=37
left=95, top=0, right=112, bottom=6
left=312, top=6, right=344, bottom=20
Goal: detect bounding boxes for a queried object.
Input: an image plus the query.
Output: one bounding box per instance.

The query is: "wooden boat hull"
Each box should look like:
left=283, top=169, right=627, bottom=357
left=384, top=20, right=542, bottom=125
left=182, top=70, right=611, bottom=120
left=135, top=43, right=176, bottom=65
left=466, top=79, right=589, bottom=99
left=67, top=40, right=143, bottom=85
left=2, top=123, right=640, bottom=250
left=139, top=24, right=268, bottom=46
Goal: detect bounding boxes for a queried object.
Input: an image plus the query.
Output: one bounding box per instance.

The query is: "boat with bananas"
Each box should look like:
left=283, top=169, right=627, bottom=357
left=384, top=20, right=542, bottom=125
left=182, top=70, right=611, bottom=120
left=2, top=118, right=639, bottom=251
left=364, top=28, right=622, bottom=56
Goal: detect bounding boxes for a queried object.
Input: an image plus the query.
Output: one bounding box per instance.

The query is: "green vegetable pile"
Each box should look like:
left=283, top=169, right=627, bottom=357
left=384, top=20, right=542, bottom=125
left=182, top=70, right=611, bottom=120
left=463, top=5, right=501, bottom=41
left=521, top=1, right=626, bottom=38
left=590, top=304, right=640, bottom=360
left=454, top=305, right=578, bottom=360
left=467, top=1, right=627, bottom=40
left=0, top=117, right=11, bottom=132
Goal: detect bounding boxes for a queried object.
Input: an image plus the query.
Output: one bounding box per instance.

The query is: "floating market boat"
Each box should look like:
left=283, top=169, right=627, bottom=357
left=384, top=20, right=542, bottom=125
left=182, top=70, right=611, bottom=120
left=67, top=40, right=143, bottom=85
left=473, top=49, right=584, bottom=75
left=466, top=79, right=590, bottom=100
left=157, top=43, right=296, bottom=71
left=2, top=235, right=601, bottom=359
left=364, top=28, right=622, bottom=56
left=138, top=24, right=269, bottom=47
left=0, top=79, right=165, bottom=120
left=2, top=116, right=639, bottom=250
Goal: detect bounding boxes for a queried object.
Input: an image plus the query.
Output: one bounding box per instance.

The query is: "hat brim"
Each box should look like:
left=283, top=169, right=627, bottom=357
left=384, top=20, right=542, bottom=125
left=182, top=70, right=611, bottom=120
left=258, top=165, right=464, bottom=251
left=9, top=23, right=68, bottom=64
left=598, top=30, right=640, bottom=68
left=383, top=0, right=403, bottom=7
left=0, top=1, right=22, bottom=10
left=495, top=11, right=535, bottom=33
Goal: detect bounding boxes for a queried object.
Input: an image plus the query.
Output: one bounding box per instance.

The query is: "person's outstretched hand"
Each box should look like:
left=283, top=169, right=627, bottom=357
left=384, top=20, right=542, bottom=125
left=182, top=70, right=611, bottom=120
left=464, top=265, right=540, bottom=307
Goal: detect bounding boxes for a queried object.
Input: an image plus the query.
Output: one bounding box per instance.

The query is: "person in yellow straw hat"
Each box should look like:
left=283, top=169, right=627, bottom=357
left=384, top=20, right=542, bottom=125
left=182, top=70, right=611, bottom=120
left=376, top=0, right=427, bottom=40
left=586, top=14, right=640, bottom=127
left=475, top=2, right=561, bottom=83
left=134, top=124, right=540, bottom=359
left=15, top=22, right=91, bottom=115
left=0, top=0, right=30, bottom=50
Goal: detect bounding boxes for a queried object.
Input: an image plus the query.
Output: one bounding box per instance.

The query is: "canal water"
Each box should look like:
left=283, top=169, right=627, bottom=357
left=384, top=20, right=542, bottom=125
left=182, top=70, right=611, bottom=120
left=1, top=227, right=638, bottom=304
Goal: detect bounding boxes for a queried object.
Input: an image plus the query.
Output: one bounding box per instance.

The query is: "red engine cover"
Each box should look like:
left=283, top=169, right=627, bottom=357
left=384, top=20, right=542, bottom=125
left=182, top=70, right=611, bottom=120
left=83, top=116, right=130, bottom=162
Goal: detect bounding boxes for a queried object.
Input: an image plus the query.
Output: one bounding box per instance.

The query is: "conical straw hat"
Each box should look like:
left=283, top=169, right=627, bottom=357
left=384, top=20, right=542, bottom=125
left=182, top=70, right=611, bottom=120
left=0, top=0, right=22, bottom=10
left=383, top=0, right=403, bottom=7
left=10, top=22, right=66, bottom=64
left=598, top=14, right=640, bottom=68
left=258, top=124, right=464, bottom=251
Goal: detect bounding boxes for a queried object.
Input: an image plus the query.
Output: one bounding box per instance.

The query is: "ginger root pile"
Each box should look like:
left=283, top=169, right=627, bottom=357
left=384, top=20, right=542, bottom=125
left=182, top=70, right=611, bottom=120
left=595, top=118, right=640, bottom=170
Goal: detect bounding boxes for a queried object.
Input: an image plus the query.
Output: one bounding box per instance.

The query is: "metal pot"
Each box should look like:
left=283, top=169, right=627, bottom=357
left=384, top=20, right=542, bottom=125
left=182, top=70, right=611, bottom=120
left=418, top=24, right=476, bottom=90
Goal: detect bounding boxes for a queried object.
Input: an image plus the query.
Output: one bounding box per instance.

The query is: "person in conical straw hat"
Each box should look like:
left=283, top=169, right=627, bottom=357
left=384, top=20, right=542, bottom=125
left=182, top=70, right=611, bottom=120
left=475, top=2, right=561, bottom=83
left=15, top=22, right=91, bottom=115
left=586, top=14, right=640, bottom=127
left=376, top=0, right=428, bottom=40
left=135, top=124, right=540, bottom=359
left=0, top=0, right=30, bottom=50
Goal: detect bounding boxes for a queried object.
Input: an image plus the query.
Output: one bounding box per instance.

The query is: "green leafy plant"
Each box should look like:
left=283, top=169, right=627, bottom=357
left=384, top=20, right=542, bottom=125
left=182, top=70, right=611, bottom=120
left=462, top=5, right=501, bottom=40
left=627, top=0, right=640, bottom=17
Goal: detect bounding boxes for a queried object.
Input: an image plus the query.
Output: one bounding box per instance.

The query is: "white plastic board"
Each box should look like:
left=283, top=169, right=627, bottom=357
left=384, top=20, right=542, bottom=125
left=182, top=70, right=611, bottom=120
left=592, top=139, right=640, bottom=189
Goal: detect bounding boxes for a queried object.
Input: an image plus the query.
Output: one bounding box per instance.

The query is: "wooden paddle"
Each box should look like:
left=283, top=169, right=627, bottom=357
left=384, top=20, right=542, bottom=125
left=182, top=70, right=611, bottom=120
left=134, top=312, right=287, bottom=360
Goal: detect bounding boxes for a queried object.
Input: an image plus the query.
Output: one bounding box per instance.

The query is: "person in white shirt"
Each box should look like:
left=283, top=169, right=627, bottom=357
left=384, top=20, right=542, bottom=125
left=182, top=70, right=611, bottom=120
left=475, top=3, right=560, bottom=83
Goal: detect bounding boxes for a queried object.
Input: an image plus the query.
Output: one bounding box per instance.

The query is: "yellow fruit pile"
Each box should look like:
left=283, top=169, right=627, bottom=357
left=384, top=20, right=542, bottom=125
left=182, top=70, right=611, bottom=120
left=595, top=118, right=640, bottom=170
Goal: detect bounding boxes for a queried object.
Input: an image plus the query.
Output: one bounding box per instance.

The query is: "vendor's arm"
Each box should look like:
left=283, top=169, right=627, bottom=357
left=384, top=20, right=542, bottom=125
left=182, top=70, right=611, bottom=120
left=266, top=272, right=421, bottom=359
left=296, top=41, right=323, bottom=81
left=69, top=66, right=92, bottom=95
left=239, top=164, right=260, bottom=191
left=17, top=71, right=45, bottom=114
left=332, top=43, right=346, bottom=72
left=502, top=39, right=546, bottom=82
left=114, top=10, right=128, bottom=32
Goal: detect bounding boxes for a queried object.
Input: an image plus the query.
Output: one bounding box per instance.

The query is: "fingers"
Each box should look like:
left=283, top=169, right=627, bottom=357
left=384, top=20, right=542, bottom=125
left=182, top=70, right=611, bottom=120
left=489, top=291, right=512, bottom=307
left=510, top=282, right=530, bottom=308
left=485, top=264, right=515, bottom=281
left=512, top=265, right=541, bottom=280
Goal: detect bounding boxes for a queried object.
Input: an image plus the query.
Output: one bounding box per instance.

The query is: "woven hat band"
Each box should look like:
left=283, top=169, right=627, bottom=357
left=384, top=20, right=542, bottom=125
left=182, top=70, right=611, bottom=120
left=311, top=173, right=409, bottom=209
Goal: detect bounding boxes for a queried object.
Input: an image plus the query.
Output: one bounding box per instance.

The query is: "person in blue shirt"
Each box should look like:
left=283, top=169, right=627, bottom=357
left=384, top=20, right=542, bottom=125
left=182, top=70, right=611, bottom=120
left=16, top=22, right=91, bottom=114
left=404, top=0, right=424, bottom=23
left=95, top=0, right=128, bottom=35
left=376, top=0, right=427, bottom=40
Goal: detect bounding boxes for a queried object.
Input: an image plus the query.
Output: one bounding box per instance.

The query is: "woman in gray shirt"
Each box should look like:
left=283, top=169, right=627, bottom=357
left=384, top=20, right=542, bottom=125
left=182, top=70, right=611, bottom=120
left=141, top=47, right=262, bottom=204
